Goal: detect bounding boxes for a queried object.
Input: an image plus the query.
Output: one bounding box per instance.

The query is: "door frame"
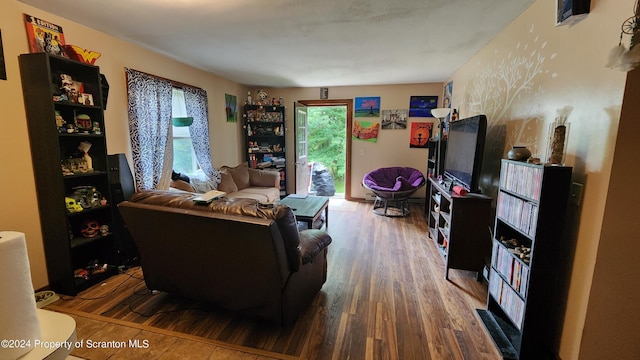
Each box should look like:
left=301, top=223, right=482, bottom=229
left=297, top=99, right=353, bottom=201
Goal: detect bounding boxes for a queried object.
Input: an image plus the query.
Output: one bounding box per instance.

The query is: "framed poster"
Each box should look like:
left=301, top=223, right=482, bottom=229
left=352, top=120, right=380, bottom=142
left=409, top=96, right=438, bottom=117
left=381, top=109, right=407, bottom=129
left=409, top=122, right=433, bottom=148
left=225, top=93, right=237, bottom=122
left=24, top=14, right=66, bottom=56
left=354, top=96, right=380, bottom=117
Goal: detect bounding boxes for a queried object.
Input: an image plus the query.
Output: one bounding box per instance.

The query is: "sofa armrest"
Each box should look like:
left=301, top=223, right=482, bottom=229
left=248, top=168, right=280, bottom=188
left=299, top=229, right=332, bottom=264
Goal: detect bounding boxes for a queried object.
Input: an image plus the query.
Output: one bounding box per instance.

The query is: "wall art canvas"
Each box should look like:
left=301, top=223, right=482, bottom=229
left=408, top=96, right=438, bottom=117
left=0, top=30, right=6, bottom=80
left=225, top=93, right=237, bottom=122
left=354, top=96, right=380, bottom=117
left=381, top=109, right=408, bottom=129
left=352, top=120, right=380, bottom=142
left=24, top=14, right=66, bottom=56
left=409, top=122, right=433, bottom=148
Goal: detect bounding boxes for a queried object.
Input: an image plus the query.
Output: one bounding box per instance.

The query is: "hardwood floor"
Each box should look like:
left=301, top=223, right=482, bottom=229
left=49, top=201, right=501, bottom=359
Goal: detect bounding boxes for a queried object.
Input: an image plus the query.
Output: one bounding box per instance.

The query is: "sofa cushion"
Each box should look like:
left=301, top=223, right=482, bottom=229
left=221, top=163, right=251, bottom=190
left=248, top=168, right=280, bottom=187
left=217, top=171, right=239, bottom=194
left=228, top=187, right=280, bottom=203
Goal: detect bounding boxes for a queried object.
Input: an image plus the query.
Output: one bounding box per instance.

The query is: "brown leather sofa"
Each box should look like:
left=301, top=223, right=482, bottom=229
left=118, top=190, right=332, bottom=325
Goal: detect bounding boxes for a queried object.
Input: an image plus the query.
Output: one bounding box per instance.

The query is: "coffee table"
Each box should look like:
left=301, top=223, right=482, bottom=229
left=279, top=195, right=330, bottom=229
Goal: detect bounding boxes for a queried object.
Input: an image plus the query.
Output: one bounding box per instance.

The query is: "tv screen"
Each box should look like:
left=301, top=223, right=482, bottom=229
left=443, top=115, right=487, bottom=193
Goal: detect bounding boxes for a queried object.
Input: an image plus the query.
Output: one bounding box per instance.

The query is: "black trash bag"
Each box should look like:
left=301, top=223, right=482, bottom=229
left=311, top=163, right=336, bottom=196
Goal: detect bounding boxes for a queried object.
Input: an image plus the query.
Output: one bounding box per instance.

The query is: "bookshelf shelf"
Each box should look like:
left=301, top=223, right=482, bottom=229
left=478, top=159, right=572, bottom=359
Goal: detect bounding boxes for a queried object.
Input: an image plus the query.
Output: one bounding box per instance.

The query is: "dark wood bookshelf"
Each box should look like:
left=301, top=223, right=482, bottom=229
left=478, top=159, right=572, bottom=359
left=243, top=104, right=287, bottom=197
left=19, top=52, right=117, bottom=295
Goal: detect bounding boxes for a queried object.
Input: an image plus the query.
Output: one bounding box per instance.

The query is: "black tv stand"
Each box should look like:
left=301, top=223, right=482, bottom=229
left=426, top=177, right=492, bottom=280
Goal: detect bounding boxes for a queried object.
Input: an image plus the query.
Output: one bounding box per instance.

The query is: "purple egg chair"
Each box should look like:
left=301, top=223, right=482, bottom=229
left=362, top=167, right=426, bottom=217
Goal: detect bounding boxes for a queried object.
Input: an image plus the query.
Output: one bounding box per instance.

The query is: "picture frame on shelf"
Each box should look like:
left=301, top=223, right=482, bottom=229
left=81, top=93, right=94, bottom=106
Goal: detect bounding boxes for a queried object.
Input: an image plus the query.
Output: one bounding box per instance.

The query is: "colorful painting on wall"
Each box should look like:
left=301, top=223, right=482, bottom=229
left=408, top=96, right=438, bottom=117
left=23, top=14, right=66, bottom=57
left=354, top=96, right=381, bottom=117
left=381, top=109, right=408, bottom=129
left=225, top=93, right=237, bottom=122
left=409, top=122, right=433, bottom=148
left=352, top=120, right=380, bottom=142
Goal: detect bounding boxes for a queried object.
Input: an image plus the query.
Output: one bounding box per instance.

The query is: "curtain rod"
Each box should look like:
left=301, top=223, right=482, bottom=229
left=125, top=67, right=203, bottom=90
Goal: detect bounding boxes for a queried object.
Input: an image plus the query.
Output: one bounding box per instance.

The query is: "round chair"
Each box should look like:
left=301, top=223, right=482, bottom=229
left=363, top=167, right=426, bottom=217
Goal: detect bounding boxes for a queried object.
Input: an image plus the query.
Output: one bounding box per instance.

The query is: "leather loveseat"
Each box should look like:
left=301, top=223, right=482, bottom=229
left=118, top=190, right=332, bottom=325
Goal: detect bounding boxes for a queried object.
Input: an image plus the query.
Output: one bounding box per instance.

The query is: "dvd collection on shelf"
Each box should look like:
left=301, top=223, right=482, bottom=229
left=496, top=191, right=539, bottom=237
left=499, top=161, right=542, bottom=200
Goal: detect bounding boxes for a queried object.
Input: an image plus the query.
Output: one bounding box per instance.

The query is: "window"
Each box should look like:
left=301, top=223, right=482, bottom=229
left=171, top=88, right=198, bottom=175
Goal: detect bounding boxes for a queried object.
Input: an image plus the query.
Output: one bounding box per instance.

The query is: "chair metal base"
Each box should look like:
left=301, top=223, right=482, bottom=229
left=372, top=196, right=410, bottom=217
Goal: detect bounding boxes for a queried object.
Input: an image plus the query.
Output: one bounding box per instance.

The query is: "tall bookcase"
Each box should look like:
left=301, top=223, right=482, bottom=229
left=424, top=139, right=447, bottom=213
left=477, top=160, right=572, bottom=359
left=243, top=104, right=287, bottom=197
left=19, top=53, right=117, bottom=295
left=427, top=177, right=492, bottom=280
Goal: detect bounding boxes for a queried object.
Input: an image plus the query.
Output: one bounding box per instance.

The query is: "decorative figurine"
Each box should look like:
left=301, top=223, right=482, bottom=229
left=65, top=197, right=83, bottom=213
left=77, top=141, right=93, bottom=171
left=55, top=110, right=65, bottom=132
left=75, top=113, right=91, bottom=133
left=91, top=121, right=101, bottom=134
left=64, top=123, right=76, bottom=133
left=256, top=89, right=268, bottom=105
left=80, top=220, right=100, bottom=238
left=99, top=224, right=110, bottom=237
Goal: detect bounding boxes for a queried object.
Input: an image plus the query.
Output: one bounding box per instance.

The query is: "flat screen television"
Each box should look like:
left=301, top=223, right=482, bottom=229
left=443, top=115, right=487, bottom=193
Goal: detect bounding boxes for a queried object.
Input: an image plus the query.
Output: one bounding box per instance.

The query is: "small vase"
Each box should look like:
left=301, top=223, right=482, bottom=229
left=507, top=146, right=531, bottom=161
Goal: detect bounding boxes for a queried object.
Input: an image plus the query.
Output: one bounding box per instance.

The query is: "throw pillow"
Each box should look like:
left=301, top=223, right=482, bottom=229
left=221, top=162, right=251, bottom=190
left=217, top=170, right=238, bottom=194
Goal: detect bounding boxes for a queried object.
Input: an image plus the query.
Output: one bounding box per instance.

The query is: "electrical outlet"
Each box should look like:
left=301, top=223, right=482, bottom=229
left=570, top=181, right=584, bottom=207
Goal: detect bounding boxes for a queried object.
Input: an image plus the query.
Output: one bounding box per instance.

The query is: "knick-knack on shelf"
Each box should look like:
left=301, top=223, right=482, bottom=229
left=508, top=146, right=532, bottom=161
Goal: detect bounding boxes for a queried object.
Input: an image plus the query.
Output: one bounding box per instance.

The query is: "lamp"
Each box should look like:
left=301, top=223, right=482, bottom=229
left=431, top=108, right=451, bottom=177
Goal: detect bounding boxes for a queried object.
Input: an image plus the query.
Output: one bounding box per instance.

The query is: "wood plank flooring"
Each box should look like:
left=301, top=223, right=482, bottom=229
left=49, top=201, right=501, bottom=360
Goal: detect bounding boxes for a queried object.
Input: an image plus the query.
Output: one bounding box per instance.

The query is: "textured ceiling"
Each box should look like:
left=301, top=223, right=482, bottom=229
left=19, top=0, right=534, bottom=87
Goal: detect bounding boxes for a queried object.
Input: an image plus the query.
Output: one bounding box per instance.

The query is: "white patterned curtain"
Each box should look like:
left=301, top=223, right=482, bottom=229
left=125, top=68, right=173, bottom=190
left=184, top=86, right=220, bottom=185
